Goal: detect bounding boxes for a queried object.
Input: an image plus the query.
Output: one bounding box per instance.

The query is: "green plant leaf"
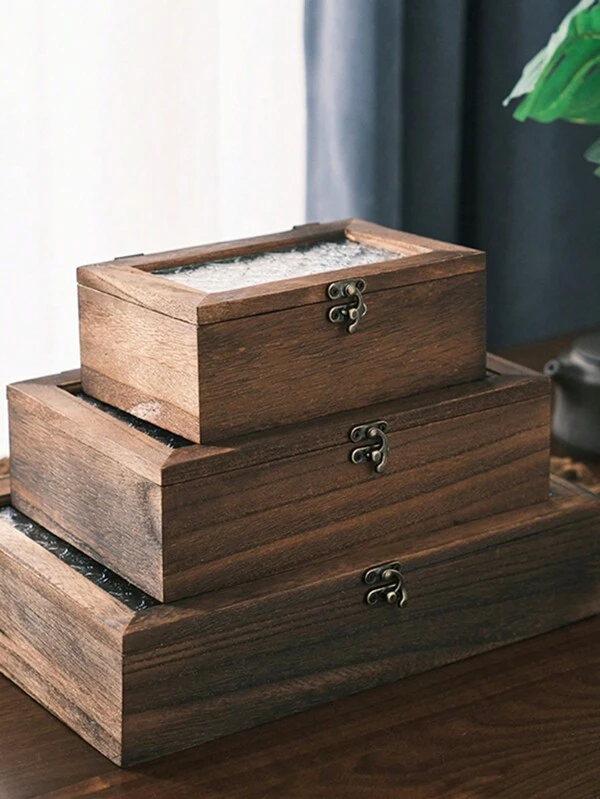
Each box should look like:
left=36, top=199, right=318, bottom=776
left=584, top=136, right=600, bottom=161
left=511, top=2, right=600, bottom=125
left=504, top=0, right=597, bottom=106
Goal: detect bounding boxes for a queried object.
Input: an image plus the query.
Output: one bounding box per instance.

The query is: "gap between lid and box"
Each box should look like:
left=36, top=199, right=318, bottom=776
left=0, top=477, right=593, bottom=616
left=49, top=368, right=547, bottom=487
left=78, top=232, right=483, bottom=326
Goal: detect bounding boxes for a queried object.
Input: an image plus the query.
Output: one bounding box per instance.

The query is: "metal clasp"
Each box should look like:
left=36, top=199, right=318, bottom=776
left=327, top=278, right=367, bottom=333
left=364, top=561, right=407, bottom=608
left=349, top=420, right=389, bottom=474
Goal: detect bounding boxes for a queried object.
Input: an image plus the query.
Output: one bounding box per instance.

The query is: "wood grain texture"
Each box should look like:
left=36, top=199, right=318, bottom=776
left=192, top=249, right=484, bottom=324
left=79, top=220, right=352, bottom=279
left=125, top=490, right=600, bottom=765
left=162, top=364, right=549, bottom=483
left=8, top=386, right=164, bottom=598
left=0, top=334, right=595, bottom=799
left=345, top=217, right=478, bottom=254
left=0, top=476, right=598, bottom=767
left=77, top=219, right=480, bottom=323
left=79, top=284, right=200, bottom=441
left=197, top=270, right=486, bottom=440
left=8, top=364, right=549, bottom=602
left=77, top=219, right=485, bottom=442
left=1, top=618, right=599, bottom=799
left=162, top=394, right=550, bottom=599
left=0, top=515, right=133, bottom=764
left=76, top=265, right=202, bottom=324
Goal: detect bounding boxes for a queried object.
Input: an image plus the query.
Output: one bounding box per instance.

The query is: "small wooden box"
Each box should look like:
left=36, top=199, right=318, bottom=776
left=8, top=357, right=550, bottom=602
left=0, top=477, right=598, bottom=766
left=77, top=219, right=486, bottom=443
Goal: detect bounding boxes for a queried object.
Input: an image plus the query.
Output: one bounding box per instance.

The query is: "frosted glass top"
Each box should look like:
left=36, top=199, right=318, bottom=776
left=154, top=240, right=403, bottom=293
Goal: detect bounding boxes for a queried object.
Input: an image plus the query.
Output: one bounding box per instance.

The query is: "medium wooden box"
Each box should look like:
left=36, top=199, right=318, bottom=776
left=0, top=476, right=598, bottom=766
left=77, top=219, right=486, bottom=443
left=8, top=357, right=550, bottom=602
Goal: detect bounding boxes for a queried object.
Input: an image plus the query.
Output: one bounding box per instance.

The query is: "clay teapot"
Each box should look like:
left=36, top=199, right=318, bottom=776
left=544, top=332, right=600, bottom=460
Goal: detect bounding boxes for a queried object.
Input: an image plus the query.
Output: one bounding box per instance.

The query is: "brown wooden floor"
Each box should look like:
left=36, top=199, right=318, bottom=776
left=1, top=335, right=599, bottom=798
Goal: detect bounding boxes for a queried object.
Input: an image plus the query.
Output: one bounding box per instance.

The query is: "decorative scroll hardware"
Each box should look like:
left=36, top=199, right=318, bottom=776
left=364, top=561, right=407, bottom=608
left=349, top=420, right=389, bottom=474
left=327, top=278, right=367, bottom=333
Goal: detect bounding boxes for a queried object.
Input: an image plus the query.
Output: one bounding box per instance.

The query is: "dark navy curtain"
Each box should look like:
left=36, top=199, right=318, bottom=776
left=305, top=0, right=600, bottom=348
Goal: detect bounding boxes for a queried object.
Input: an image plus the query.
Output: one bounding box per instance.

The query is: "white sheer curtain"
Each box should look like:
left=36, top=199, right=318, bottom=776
left=0, top=0, right=306, bottom=452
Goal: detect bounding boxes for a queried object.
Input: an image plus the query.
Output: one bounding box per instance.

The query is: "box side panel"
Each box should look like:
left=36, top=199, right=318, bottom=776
left=122, top=500, right=600, bottom=765
left=79, top=285, right=200, bottom=442
left=162, top=395, right=549, bottom=600
left=9, top=389, right=165, bottom=600
left=161, top=369, right=548, bottom=484
left=0, top=530, right=128, bottom=763
left=197, top=271, right=485, bottom=442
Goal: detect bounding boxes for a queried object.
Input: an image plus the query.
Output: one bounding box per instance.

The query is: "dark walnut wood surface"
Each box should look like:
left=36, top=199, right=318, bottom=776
left=78, top=220, right=486, bottom=443
left=8, top=364, right=550, bottom=602
left=0, top=617, right=599, bottom=798
left=0, top=336, right=599, bottom=797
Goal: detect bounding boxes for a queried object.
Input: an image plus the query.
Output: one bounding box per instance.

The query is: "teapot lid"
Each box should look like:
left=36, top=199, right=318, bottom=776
left=573, top=332, right=600, bottom=367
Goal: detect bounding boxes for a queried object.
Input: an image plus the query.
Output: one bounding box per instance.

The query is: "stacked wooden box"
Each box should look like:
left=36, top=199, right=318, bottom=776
left=1, top=219, right=599, bottom=766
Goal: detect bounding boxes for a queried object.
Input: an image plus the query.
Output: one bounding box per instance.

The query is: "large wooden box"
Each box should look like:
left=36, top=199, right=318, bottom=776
left=8, top=357, right=550, bottom=601
left=0, top=477, right=598, bottom=766
left=77, top=219, right=486, bottom=442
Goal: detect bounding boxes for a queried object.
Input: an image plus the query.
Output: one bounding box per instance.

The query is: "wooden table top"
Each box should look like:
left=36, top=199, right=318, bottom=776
left=2, top=336, right=599, bottom=798
left=1, top=617, right=599, bottom=799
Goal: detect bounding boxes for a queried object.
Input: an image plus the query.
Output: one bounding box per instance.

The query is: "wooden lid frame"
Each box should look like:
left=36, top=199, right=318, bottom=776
left=77, top=219, right=484, bottom=325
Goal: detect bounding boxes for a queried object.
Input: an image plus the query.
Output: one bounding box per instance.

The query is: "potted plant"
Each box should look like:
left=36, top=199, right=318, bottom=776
left=505, top=0, right=600, bottom=461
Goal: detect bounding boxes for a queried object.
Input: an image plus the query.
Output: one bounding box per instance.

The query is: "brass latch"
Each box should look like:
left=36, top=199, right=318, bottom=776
left=327, top=278, right=367, bottom=333
left=364, top=562, right=407, bottom=608
left=349, top=420, right=389, bottom=474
